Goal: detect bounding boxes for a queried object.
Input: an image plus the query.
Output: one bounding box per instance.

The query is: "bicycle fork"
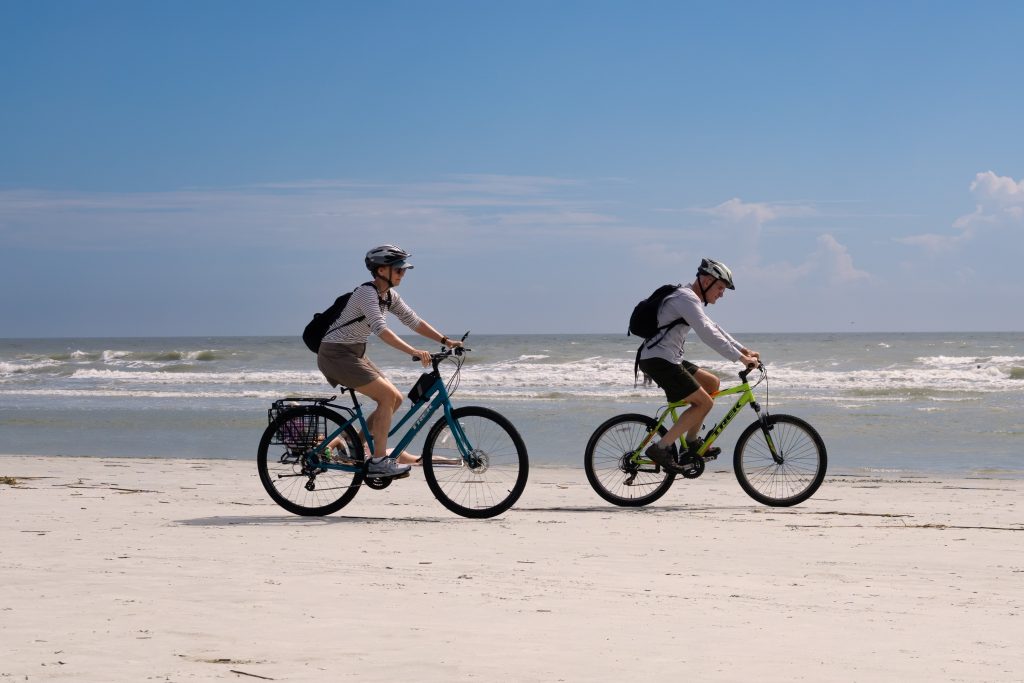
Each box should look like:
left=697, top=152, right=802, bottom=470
left=749, top=401, right=784, bottom=465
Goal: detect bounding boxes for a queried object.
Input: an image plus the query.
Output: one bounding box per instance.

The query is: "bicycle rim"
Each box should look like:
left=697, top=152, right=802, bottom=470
left=733, top=413, right=827, bottom=507
left=422, top=406, right=528, bottom=518
left=584, top=413, right=674, bottom=507
left=257, top=405, right=365, bottom=516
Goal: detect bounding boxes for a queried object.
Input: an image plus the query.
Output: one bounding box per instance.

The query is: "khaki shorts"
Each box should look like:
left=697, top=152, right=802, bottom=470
left=317, top=342, right=383, bottom=389
left=638, top=357, right=702, bottom=403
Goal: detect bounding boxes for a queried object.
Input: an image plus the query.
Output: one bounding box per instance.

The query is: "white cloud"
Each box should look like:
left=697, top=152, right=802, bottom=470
left=970, top=170, right=1024, bottom=204
left=815, top=233, right=870, bottom=284
left=695, top=197, right=816, bottom=226
left=899, top=171, right=1024, bottom=251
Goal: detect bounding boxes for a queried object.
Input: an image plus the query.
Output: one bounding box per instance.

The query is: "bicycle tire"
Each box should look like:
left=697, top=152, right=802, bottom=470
left=257, top=405, right=365, bottom=516
left=584, top=413, right=675, bottom=507
left=421, top=406, right=529, bottom=519
left=733, top=413, right=827, bottom=507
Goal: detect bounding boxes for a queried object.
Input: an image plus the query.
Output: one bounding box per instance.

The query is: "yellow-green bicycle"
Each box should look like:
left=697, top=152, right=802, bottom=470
left=584, top=363, right=826, bottom=507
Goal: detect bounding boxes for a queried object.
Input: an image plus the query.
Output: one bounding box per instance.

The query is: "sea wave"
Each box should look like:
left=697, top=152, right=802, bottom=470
left=67, top=368, right=321, bottom=384
left=0, top=388, right=282, bottom=400
left=0, top=360, right=62, bottom=375
left=100, top=349, right=223, bottom=363
left=4, top=349, right=1023, bottom=397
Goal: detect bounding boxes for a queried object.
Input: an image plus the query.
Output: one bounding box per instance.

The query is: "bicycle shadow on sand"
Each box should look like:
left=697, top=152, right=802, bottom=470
left=175, top=501, right=784, bottom=526
left=175, top=514, right=454, bottom=527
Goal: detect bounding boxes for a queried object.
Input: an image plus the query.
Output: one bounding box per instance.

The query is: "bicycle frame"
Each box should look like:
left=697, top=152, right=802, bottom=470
left=306, top=370, right=473, bottom=473
left=634, top=369, right=780, bottom=463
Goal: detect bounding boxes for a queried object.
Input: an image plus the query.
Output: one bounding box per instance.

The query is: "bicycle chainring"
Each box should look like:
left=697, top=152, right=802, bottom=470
left=679, top=457, right=705, bottom=479
left=364, top=476, right=392, bottom=490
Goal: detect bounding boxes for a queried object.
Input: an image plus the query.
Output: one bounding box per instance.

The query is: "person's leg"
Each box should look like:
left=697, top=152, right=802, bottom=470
left=638, top=358, right=713, bottom=469
left=687, top=366, right=720, bottom=441
left=354, top=376, right=403, bottom=459
left=657, top=386, right=713, bottom=449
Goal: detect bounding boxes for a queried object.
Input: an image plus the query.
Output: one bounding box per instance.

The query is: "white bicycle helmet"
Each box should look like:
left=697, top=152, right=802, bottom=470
left=697, top=257, right=735, bottom=290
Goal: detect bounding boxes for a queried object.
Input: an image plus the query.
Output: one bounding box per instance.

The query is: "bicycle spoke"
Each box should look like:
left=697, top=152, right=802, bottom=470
left=423, top=407, right=528, bottom=518
left=585, top=414, right=674, bottom=507
left=258, top=406, right=364, bottom=516
left=734, top=414, right=826, bottom=507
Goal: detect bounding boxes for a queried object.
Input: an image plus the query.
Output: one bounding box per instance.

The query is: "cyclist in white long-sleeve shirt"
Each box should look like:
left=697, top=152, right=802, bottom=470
left=317, top=244, right=462, bottom=479
left=638, top=258, right=759, bottom=472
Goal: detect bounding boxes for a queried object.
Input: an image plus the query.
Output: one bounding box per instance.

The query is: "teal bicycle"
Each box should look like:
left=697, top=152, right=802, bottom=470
left=257, top=336, right=529, bottom=519
left=584, top=363, right=826, bottom=507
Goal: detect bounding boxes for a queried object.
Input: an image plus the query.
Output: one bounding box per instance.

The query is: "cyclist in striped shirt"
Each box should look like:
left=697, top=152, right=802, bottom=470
left=317, top=245, right=462, bottom=479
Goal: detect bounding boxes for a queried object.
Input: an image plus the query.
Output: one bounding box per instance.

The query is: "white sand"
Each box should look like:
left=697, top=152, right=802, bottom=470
left=1, top=456, right=1022, bottom=682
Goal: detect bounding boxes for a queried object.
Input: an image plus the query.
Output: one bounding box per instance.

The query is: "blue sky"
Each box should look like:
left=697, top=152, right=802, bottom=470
left=2, top=1, right=1022, bottom=337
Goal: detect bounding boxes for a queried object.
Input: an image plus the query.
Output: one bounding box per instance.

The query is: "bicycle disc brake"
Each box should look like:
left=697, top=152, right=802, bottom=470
left=466, top=449, right=490, bottom=473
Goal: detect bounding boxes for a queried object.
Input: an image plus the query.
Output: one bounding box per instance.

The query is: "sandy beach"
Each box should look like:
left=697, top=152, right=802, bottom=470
left=1, top=456, right=1021, bottom=682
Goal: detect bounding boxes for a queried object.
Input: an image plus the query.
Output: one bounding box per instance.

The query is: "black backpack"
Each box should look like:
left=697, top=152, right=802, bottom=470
left=628, top=284, right=688, bottom=380
left=629, top=284, right=687, bottom=340
left=302, top=282, right=388, bottom=353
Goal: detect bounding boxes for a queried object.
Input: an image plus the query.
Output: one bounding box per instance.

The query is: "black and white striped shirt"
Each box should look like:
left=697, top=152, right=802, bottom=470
left=322, top=284, right=422, bottom=345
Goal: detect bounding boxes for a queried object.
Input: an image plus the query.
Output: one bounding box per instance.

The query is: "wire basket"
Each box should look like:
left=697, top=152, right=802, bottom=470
left=269, top=406, right=321, bottom=453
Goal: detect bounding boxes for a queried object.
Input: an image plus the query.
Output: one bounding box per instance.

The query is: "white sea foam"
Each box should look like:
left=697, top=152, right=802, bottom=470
left=8, top=352, right=1015, bottom=398
left=0, top=360, right=61, bottom=375
left=68, top=368, right=322, bottom=385
left=0, top=388, right=282, bottom=400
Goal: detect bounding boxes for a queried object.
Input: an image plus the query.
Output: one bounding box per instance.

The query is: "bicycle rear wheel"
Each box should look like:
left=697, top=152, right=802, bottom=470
left=257, top=405, right=365, bottom=516
left=584, top=413, right=674, bottom=507
left=422, top=406, right=529, bottom=519
left=733, top=413, right=826, bottom=507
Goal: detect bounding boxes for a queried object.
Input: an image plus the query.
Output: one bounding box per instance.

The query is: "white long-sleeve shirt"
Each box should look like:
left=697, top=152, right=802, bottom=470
left=638, top=286, right=745, bottom=364
left=322, top=284, right=422, bottom=344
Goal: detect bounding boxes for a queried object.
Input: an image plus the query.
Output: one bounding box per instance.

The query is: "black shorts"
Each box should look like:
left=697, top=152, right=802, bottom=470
left=638, top=357, right=702, bottom=403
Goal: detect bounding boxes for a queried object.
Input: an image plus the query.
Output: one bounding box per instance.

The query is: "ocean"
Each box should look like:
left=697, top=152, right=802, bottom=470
left=1, top=332, right=1022, bottom=477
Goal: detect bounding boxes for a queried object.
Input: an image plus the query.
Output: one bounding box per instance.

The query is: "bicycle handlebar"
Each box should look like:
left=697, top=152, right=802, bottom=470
left=738, top=362, right=764, bottom=383
left=411, top=332, right=471, bottom=365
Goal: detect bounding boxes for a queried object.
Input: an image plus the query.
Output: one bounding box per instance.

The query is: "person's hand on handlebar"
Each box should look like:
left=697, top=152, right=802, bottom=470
left=740, top=353, right=759, bottom=369
left=412, top=349, right=431, bottom=367
left=740, top=347, right=760, bottom=361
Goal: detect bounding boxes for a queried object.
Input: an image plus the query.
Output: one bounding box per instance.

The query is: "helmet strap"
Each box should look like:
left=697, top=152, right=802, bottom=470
left=374, top=266, right=395, bottom=290
left=697, top=274, right=711, bottom=307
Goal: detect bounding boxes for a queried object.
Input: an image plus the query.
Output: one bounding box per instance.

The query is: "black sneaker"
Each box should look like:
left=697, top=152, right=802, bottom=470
left=645, top=442, right=677, bottom=470
left=686, top=436, right=721, bottom=460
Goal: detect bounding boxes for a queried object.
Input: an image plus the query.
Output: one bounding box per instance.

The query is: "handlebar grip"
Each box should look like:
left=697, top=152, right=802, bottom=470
left=738, top=362, right=760, bottom=382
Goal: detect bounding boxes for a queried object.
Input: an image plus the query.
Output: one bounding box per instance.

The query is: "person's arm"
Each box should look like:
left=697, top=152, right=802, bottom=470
left=413, top=320, right=462, bottom=348
left=391, top=293, right=462, bottom=349
left=377, top=328, right=430, bottom=366
left=360, top=289, right=430, bottom=366
left=672, top=294, right=745, bottom=363
left=712, top=321, right=757, bottom=359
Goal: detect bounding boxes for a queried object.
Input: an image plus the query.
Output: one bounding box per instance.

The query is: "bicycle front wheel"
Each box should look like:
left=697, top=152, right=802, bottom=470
left=584, top=413, right=674, bottom=507
left=733, top=413, right=827, bottom=507
left=257, top=405, right=365, bottom=516
left=422, top=406, right=529, bottom=519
